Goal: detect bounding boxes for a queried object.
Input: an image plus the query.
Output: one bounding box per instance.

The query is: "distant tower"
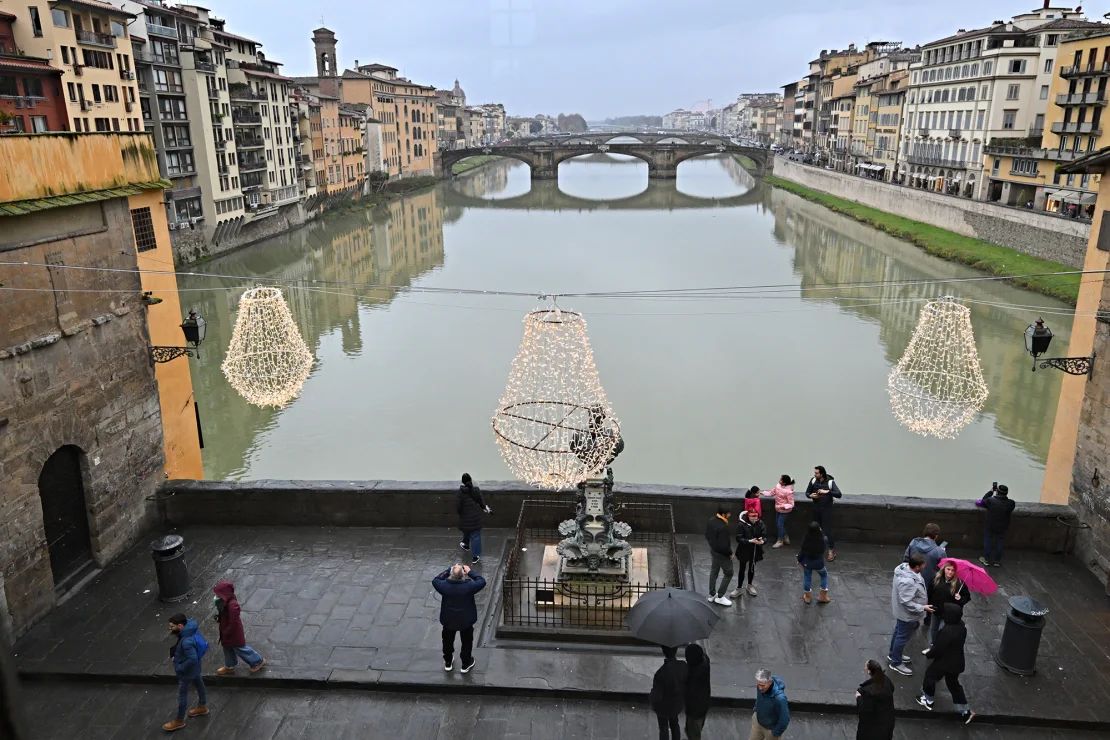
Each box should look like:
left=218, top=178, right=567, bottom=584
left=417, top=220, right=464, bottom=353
left=312, top=27, right=338, bottom=78
left=452, top=78, right=466, bottom=106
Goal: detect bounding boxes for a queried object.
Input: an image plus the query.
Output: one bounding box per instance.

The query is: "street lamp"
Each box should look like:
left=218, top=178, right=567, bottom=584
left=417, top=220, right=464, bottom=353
left=150, top=309, right=207, bottom=364
left=1023, top=318, right=1095, bottom=376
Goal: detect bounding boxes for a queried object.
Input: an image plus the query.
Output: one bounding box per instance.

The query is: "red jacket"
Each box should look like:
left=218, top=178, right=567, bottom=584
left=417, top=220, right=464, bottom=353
left=213, top=580, right=246, bottom=647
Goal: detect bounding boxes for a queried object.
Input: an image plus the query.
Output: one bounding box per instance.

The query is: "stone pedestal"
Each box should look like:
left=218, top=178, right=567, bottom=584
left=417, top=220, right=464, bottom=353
left=537, top=545, right=649, bottom=611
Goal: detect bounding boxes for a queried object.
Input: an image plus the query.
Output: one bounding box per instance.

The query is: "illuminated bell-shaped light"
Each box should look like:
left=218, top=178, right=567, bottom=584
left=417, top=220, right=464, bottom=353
left=221, top=287, right=314, bottom=408
left=887, top=297, right=988, bottom=440
left=492, top=305, right=621, bottom=490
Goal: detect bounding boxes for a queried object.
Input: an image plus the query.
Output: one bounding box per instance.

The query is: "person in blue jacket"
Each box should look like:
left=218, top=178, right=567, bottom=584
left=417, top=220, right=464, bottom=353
left=163, top=613, right=208, bottom=732
left=432, top=563, right=486, bottom=673
left=751, top=668, right=790, bottom=738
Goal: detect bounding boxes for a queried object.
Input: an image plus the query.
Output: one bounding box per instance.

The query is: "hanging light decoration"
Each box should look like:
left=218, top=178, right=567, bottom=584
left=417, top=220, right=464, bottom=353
left=492, top=301, right=621, bottom=490
left=221, top=286, right=314, bottom=408
left=887, top=296, right=988, bottom=439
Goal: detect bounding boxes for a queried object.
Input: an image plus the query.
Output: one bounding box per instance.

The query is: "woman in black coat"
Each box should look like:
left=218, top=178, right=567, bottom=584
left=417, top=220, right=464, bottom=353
left=683, top=644, right=710, bottom=740
left=456, top=473, right=490, bottom=564
left=918, top=603, right=974, bottom=724
left=855, top=659, right=895, bottom=740
left=926, top=562, right=971, bottom=649
left=650, top=646, right=688, bottom=740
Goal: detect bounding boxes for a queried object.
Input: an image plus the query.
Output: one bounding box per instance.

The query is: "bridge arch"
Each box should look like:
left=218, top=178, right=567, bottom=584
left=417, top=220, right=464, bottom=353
left=554, top=148, right=654, bottom=171
left=440, top=150, right=539, bottom=175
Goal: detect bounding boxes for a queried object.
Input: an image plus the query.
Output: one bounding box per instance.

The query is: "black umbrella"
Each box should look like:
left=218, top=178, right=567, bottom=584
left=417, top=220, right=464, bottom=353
left=626, top=588, right=720, bottom=647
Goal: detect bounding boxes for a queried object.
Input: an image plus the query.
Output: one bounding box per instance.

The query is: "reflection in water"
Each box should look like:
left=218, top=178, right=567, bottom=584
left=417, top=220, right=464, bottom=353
left=558, top=153, right=648, bottom=200
left=677, top=154, right=755, bottom=198
left=184, top=158, right=1067, bottom=499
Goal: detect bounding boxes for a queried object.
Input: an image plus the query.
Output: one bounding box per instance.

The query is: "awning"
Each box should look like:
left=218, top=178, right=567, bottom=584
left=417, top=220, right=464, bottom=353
left=1043, top=189, right=1061, bottom=198
left=859, top=163, right=885, bottom=172
left=1079, top=192, right=1097, bottom=205
left=951, top=175, right=963, bottom=183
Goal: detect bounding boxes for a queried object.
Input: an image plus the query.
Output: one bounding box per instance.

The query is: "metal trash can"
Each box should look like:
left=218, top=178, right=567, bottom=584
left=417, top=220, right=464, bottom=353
left=995, top=595, right=1049, bottom=676
left=150, top=534, right=189, bottom=603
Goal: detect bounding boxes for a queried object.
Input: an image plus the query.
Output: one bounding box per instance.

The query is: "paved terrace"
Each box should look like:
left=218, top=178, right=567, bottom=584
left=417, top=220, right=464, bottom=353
left=13, top=526, right=1110, bottom=732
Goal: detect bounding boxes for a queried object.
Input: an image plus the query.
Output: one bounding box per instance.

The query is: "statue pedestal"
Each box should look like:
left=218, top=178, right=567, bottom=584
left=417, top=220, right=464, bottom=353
left=536, top=545, right=649, bottom=611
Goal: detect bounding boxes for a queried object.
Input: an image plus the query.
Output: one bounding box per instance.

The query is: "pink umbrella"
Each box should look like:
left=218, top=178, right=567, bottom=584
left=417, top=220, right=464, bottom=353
left=938, top=557, right=997, bottom=595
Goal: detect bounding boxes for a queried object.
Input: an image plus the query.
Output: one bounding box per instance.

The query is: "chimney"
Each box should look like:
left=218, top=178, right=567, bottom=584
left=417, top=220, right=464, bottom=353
left=1043, top=0, right=1050, bottom=8
left=354, top=59, right=359, bottom=68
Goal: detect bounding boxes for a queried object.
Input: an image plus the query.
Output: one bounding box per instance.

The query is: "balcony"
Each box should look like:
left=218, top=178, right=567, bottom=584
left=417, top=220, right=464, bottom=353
left=76, top=29, right=117, bottom=49
left=232, top=111, right=262, bottom=125
left=918, top=128, right=930, bottom=138
left=164, top=139, right=192, bottom=150
left=158, top=110, right=188, bottom=122
left=194, top=60, right=216, bottom=74
left=1060, top=62, right=1110, bottom=78
left=155, top=83, right=185, bottom=95
left=1055, top=92, right=1106, bottom=106
left=229, top=86, right=267, bottom=102
left=166, top=165, right=196, bottom=178
left=214, top=137, right=227, bottom=150
left=120, top=69, right=135, bottom=81
left=146, top=22, right=179, bottom=39
left=207, top=87, right=219, bottom=100
left=948, top=129, right=962, bottom=140
left=1051, top=121, right=1102, bottom=135
left=906, top=153, right=967, bottom=168
left=236, top=136, right=264, bottom=148
left=1044, top=149, right=1085, bottom=161
left=238, top=159, right=267, bottom=173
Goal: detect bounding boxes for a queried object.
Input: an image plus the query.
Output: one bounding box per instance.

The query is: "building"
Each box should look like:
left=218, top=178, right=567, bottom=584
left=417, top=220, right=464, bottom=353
left=847, top=44, right=918, bottom=180
left=435, top=80, right=465, bottom=150
left=779, top=80, right=800, bottom=146
left=748, top=98, right=780, bottom=144
left=477, top=102, right=505, bottom=144
left=903, top=5, right=1100, bottom=199
left=0, top=132, right=179, bottom=638
left=0, top=10, right=67, bottom=133
left=9, top=1, right=141, bottom=134
left=289, top=86, right=317, bottom=199
left=805, top=46, right=869, bottom=152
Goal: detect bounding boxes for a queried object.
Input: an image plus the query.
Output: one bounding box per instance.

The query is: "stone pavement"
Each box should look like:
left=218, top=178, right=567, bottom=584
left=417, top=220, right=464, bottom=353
left=12, top=526, right=1110, bottom=732
left=16, top=681, right=1108, bottom=740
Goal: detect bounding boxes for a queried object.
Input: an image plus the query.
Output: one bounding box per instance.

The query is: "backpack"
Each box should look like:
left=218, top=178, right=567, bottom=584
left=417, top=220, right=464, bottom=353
left=194, top=631, right=209, bottom=659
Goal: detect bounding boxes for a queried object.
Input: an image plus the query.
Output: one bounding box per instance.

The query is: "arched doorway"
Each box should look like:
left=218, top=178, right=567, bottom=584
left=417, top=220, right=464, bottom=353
left=37, top=446, right=92, bottom=588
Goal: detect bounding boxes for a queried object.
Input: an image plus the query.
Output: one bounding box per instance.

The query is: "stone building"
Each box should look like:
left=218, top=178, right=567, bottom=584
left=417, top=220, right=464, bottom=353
left=0, top=132, right=171, bottom=639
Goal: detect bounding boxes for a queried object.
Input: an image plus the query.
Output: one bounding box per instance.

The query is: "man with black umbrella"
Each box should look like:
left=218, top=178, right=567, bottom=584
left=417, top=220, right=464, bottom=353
left=650, top=646, right=688, bottom=740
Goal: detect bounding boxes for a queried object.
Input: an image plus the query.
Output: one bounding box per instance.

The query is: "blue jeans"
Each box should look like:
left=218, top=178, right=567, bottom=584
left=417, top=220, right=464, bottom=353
left=802, top=566, right=828, bottom=592
left=461, top=529, right=482, bottom=558
left=176, top=675, right=207, bottom=720
left=776, top=512, right=787, bottom=540
left=983, top=529, right=1004, bottom=563
left=888, top=618, right=919, bottom=666
left=223, top=644, right=264, bottom=668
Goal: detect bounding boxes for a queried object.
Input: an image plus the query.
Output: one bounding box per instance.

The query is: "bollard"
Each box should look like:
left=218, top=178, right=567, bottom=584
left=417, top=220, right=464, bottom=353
left=150, top=534, right=190, bottom=603
left=995, top=595, right=1049, bottom=676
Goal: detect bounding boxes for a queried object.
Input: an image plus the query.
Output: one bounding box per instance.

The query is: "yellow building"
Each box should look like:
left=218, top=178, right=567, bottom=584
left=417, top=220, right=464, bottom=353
left=336, top=103, right=366, bottom=191
left=11, top=0, right=141, bottom=133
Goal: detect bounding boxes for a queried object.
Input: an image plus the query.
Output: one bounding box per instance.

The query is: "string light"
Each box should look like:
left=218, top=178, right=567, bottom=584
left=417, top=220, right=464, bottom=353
left=887, top=297, right=989, bottom=439
left=492, top=302, right=621, bottom=490
left=221, top=287, right=315, bottom=408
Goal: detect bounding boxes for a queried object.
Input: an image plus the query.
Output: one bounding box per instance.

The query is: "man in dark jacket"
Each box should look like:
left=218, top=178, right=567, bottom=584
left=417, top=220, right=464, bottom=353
left=752, top=669, right=790, bottom=738
left=976, top=483, right=1015, bottom=567
left=805, top=465, right=842, bottom=560
left=162, top=613, right=208, bottom=732
left=212, top=580, right=265, bottom=676
left=650, top=646, right=688, bottom=740
left=457, top=473, right=490, bottom=564
left=903, top=523, right=946, bottom=585
left=730, top=509, right=767, bottom=599
left=432, top=563, right=486, bottom=673
left=917, top=603, right=974, bottom=724
left=855, top=659, right=895, bottom=740
left=705, top=504, right=734, bottom=606
left=683, top=644, right=711, bottom=740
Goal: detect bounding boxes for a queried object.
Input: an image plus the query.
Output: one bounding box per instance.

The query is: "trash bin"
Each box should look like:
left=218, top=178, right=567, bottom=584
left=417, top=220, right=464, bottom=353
left=995, top=595, right=1048, bottom=676
left=150, top=534, right=189, bottom=603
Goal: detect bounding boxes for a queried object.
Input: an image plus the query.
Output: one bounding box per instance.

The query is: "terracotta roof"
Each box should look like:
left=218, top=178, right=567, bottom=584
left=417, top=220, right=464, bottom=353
left=211, top=28, right=260, bottom=45
left=52, top=0, right=137, bottom=19
left=0, top=179, right=171, bottom=216
left=0, top=56, right=63, bottom=74
left=0, top=10, right=17, bottom=21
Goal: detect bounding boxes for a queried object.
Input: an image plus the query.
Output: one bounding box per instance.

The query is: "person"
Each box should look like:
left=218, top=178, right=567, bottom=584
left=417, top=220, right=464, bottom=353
left=650, top=646, right=688, bottom=740
left=763, top=475, right=795, bottom=548
left=855, top=659, right=895, bottom=740
left=212, top=580, right=266, bottom=676
left=917, top=604, right=975, bottom=725
left=887, top=553, right=934, bottom=676
left=903, top=523, right=947, bottom=585
left=751, top=668, right=790, bottom=739
left=743, top=485, right=762, bottom=519
left=730, top=507, right=767, bottom=598
left=705, top=503, right=734, bottom=606
left=925, top=562, right=970, bottom=650
left=162, top=613, right=208, bottom=732
left=684, top=644, right=711, bottom=740
left=432, top=562, right=486, bottom=673
left=457, top=473, right=490, bottom=565
left=796, top=521, right=830, bottom=604
left=976, top=483, right=1015, bottom=567
left=805, top=466, right=842, bottom=560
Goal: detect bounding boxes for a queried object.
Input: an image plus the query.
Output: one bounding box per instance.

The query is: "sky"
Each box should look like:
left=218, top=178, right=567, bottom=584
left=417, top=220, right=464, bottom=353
left=221, top=0, right=1102, bottom=119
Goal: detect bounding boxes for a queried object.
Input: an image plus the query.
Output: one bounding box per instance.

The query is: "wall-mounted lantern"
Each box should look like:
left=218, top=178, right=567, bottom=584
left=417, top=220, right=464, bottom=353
left=1024, top=318, right=1095, bottom=376
left=150, top=310, right=206, bottom=364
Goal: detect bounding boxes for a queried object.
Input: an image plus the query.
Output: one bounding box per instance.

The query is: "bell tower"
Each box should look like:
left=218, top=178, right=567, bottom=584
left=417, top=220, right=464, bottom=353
left=312, top=27, right=338, bottom=78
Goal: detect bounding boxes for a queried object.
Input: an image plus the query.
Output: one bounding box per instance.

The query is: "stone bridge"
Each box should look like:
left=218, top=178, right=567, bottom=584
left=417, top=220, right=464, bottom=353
left=436, top=131, right=770, bottom=181
left=443, top=179, right=766, bottom=211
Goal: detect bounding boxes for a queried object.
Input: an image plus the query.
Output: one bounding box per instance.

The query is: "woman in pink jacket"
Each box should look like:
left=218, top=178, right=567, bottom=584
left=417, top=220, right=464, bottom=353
left=763, top=475, right=795, bottom=548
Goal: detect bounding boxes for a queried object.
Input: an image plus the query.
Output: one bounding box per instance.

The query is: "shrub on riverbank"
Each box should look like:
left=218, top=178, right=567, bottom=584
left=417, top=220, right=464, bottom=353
left=451, top=155, right=502, bottom=175
left=765, top=175, right=1081, bottom=305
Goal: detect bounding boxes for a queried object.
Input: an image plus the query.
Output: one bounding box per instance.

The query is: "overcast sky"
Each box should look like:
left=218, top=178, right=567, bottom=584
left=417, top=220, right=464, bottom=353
left=224, top=0, right=1102, bottom=119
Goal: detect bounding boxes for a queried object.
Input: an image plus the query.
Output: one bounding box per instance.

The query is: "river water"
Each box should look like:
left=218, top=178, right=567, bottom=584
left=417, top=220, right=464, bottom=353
left=179, top=155, right=1070, bottom=501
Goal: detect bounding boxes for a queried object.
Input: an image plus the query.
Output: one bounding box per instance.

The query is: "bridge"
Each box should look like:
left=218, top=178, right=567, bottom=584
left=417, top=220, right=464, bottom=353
left=435, top=131, right=770, bottom=181
left=442, top=179, right=767, bottom=212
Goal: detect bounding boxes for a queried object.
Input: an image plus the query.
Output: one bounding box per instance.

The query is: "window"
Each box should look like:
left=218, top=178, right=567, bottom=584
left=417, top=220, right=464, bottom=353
left=94, top=117, right=110, bottom=131
left=1040, top=85, right=1049, bottom=100
left=1046, top=34, right=1059, bottom=47
left=4, top=114, right=25, bottom=132
left=110, top=21, right=125, bottom=38
left=1002, top=109, right=1017, bottom=129
left=51, top=8, right=68, bottom=27
left=1008, top=59, right=1026, bottom=74
left=30, top=115, right=48, bottom=132
left=1007, top=84, right=1020, bottom=100
left=983, top=61, right=992, bottom=75
left=92, top=84, right=101, bottom=103
left=1045, top=59, right=1054, bottom=74
left=131, top=207, right=158, bottom=252
left=971, top=63, right=979, bottom=76
left=0, top=75, right=17, bottom=96
left=66, top=81, right=77, bottom=101
left=28, top=6, right=42, bottom=36
left=992, top=157, right=1000, bottom=174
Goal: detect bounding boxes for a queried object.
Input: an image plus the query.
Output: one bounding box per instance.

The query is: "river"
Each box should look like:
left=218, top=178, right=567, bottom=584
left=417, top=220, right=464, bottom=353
left=178, top=154, right=1070, bottom=501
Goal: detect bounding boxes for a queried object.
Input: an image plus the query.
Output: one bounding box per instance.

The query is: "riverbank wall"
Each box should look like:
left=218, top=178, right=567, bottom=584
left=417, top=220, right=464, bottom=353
left=159, top=479, right=1079, bottom=556
left=772, top=157, right=1088, bottom=269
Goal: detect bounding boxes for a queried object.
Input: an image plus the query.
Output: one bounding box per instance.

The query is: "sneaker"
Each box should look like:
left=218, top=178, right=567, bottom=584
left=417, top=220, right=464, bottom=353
left=888, top=662, right=913, bottom=676
left=991, top=562, right=1002, bottom=568
left=783, top=536, right=791, bottom=545
left=916, top=695, right=934, bottom=710
left=472, top=556, right=481, bottom=564
left=459, top=541, right=470, bottom=551
left=443, top=659, right=453, bottom=672
left=713, top=596, right=733, bottom=607
left=771, top=540, right=784, bottom=549
left=922, top=647, right=931, bottom=655
left=249, top=659, right=267, bottom=674
left=461, top=659, right=475, bottom=674
left=727, top=589, right=742, bottom=599
left=707, top=594, right=716, bottom=602
left=746, top=584, right=758, bottom=597
left=978, top=556, right=990, bottom=566
left=962, top=711, right=976, bottom=725
left=901, top=655, right=913, bottom=664
left=216, top=666, right=235, bottom=676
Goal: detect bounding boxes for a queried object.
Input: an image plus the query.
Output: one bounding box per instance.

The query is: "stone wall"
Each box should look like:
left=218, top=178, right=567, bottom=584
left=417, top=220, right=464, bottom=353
left=171, top=202, right=309, bottom=265
left=159, top=479, right=1078, bottom=555
left=1070, top=311, right=1110, bottom=592
left=773, top=157, right=1089, bottom=268
left=0, top=198, right=164, bottom=637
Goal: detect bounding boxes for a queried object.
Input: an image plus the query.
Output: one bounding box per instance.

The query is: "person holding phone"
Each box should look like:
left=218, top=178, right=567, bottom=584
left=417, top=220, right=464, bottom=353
left=730, top=506, right=768, bottom=598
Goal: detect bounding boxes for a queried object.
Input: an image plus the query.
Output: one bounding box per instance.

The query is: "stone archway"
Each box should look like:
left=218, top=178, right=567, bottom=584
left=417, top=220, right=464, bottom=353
left=37, top=445, right=93, bottom=590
